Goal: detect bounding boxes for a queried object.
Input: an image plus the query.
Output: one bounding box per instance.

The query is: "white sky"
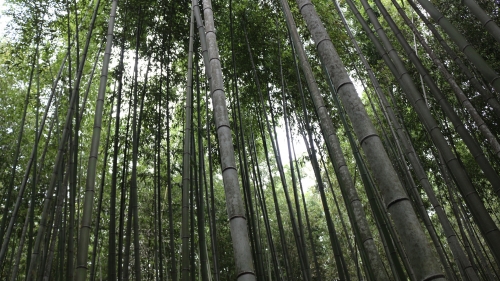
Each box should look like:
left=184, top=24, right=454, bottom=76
left=0, top=0, right=11, bottom=40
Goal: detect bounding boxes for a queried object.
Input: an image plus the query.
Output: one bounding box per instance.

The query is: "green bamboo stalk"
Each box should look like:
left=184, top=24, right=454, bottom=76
left=407, top=0, right=500, bottom=117
left=198, top=0, right=257, bottom=279
left=462, top=0, right=500, bottom=44
left=297, top=0, right=445, bottom=279
left=346, top=0, right=500, bottom=269
left=392, top=0, right=500, bottom=157
left=414, top=0, right=500, bottom=94
left=181, top=6, right=194, bottom=281
left=74, top=0, right=118, bottom=278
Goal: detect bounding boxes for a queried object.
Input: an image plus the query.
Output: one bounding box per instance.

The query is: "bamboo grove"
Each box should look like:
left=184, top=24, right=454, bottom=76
left=0, top=0, right=499, bottom=279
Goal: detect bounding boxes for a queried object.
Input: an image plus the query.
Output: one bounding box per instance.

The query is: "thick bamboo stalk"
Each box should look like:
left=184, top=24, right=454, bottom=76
left=280, top=0, right=389, bottom=279
left=337, top=2, right=479, bottom=278
left=391, top=0, right=500, bottom=158
left=89, top=96, right=115, bottom=281
left=198, top=0, right=256, bottom=279
left=296, top=0, right=445, bottom=279
left=25, top=0, right=103, bottom=276
left=352, top=0, right=500, bottom=266
left=407, top=0, right=500, bottom=117
left=462, top=0, right=500, bottom=44
left=74, top=0, right=118, bottom=278
left=372, top=0, right=500, bottom=190
left=414, top=0, right=500, bottom=94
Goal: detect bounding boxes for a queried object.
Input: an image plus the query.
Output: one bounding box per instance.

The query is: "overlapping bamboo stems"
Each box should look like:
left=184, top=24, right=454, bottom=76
left=0, top=5, right=99, bottom=258
left=285, top=21, right=328, bottom=279
left=156, top=33, right=165, bottom=281
left=24, top=0, right=103, bottom=275
left=192, top=2, right=220, bottom=278
left=406, top=0, right=500, bottom=118
left=165, top=20, right=177, bottom=281
left=296, top=0, right=445, bottom=279
left=458, top=201, right=500, bottom=278
left=315, top=133, right=361, bottom=276
left=10, top=180, right=36, bottom=281
left=108, top=15, right=127, bottom=279
left=41, top=160, right=68, bottom=281
left=195, top=52, right=210, bottom=281
left=280, top=0, right=390, bottom=279
left=391, top=0, right=500, bottom=158
left=122, top=169, right=133, bottom=280
left=394, top=0, right=498, bottom=262
left=267, top=96, right=303, bottom=280
left=350, top=0, right=500, bottom=267
left=55, top=93, right=65, bottom=281
left=282, top=63, right=312, bottom=281
left=131, top=32, right=155, bottom=281
left=438, top=159, right=481, bottom=278
left=358, top=0, right=477, bottom=278
left=335, top=1, right=482, bottom=279
left=74, top=0, right=118, bottom=277
left=413, top=0, right=500, bottom=95
left=37, top=122, right=67, bottom=280
left=234, top=24, right=266, bottom=279
left=201, top=125, right=216, bottom=281
left=452, top=186, right=498, bottom=280
left=297, top=120, right=350, bottom=280
left=118, top=91, right=132, bottom=281
left=0, top=27, right=39, bottom=253
left=371, top=0, right=500, bottom=190
left=12, top=40, right=40, bottom=279
left=441, top=116, right=500, bottom=273
left=386, top=1, right=485, bottom=277
left=204, top=73, right=219, bottom=281
left=316, top=18, right=411, bottom=281
left=462, top=0, right=500, bottom=45
left=335, top=107, right=411, bottom=281
left=66, top=0, right=77, bottom=275
left=289, top=134, right=322, bottom=281
left=0, top=0, right=82, bottom=258
left=282, top=91, right=311, bottom=281
left=3, top=65, right=65, bottom=274
left=190, top=131, right=196, bottom=281
left=290, top=67, right=352, bottom=279
left=247, top=132, right=283, bottom=281
left=436, top=146, right=500, bottom=280
left=272, top=27, right=311, bottom=280
left=181, top=6, right=195, bottom=281
left=237, top=90, right=266, bottom=280
left=316, top=149, right=370, bottom=280
left=242, top=20, right=310, bottom=280
left=197, top=0, right=257, bottom=279
left=0, top=24, right=41, bottom=265
left=9, top=108, right=58, bottom=280
left=255, top=100, right=293, bottom=279
left=239, top=17, right=298, bottom=281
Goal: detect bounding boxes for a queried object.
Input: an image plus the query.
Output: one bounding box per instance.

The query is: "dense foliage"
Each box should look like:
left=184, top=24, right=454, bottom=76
left=0, top=0, right=499, bottom=280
